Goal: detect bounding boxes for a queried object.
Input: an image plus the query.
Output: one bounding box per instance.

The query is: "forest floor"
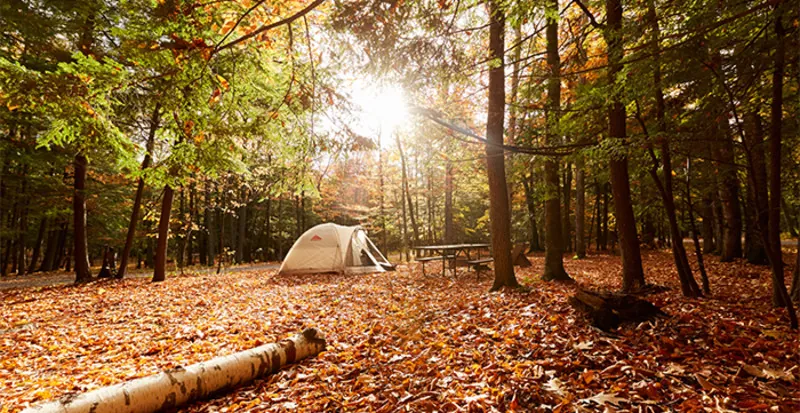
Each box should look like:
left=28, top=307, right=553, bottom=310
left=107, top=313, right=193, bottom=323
left=1, top=250, right=798, bottom=412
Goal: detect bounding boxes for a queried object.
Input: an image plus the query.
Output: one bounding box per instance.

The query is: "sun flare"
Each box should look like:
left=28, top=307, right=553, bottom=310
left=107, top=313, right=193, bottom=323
left=351, top=83, right=409, bottom=134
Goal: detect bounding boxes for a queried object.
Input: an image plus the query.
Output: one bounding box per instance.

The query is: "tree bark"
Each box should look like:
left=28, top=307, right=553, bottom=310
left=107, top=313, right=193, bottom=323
left=686, top=158, right=711, bottom=294
left=763, top=9, right=795, bottom=329
left=397, top=136, right=419, bottom=255
left=486, top=0, right=517, bottom=290
left=152, top=185, right=175, bottom=282
left=16, top=165, right=29, bottom=276
left=522, top=173, right=542, bottom=252
left=743, top=111, right=769, bottom=265
left=205, top=179, right=215, bottom=266
left=540, top=0, right=571, bottom=282
left=444, top=161, right=454, bottom=244
left=27, top=217, right=47, bottom=273
left=562, top=163, right=572, bottom=252
left=606, top=0, right=645, bottom=292
left=642, top=0, right=701, bottom=297
left=575, top=162, right=586, bottom=258
left=118, top=104, right=160, bottom=278
left=701, top=195, right=715, bottom=253
left=73, top=153, right=92, bottom=283
left=22, top=329, right=327, bottom=413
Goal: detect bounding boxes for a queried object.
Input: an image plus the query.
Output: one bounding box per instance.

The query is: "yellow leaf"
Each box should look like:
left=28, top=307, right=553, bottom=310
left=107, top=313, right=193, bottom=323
left=216, top=74, right=229, bottom=90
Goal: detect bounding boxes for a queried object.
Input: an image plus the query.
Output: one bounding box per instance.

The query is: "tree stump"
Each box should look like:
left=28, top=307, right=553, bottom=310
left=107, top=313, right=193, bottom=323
left=569, top=288, right=666, bottom=331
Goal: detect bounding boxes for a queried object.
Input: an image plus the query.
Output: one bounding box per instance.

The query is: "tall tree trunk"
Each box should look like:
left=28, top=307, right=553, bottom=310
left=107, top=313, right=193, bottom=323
left=39, top=220, right=60, bottom=272
left=764, top=9, right=795, bottom=329
left=562, top=163, right=572, bottom=252
left=486, top=0, right=517, bottom=290
left=701, top=195, right=715, bottom=253
left=153, top=185, right=175, bottom=282
left=236, top=190, right=247, bottom=264
left=575, top=161, right=586, bottom=258
left=27, top=217, right=47, bottom=273
left=522, top=173, right=542, bottom=252
left=118, top=104, right=160, bottom=278
left=177, top=186, right=185, bottom=268
left=205, top=179, right=215, bottom=267
left=444, top=161, right=454, bottom=243
left=686, top=157, right=711, bottom=294
left=743, top=111, right=769, bottom=265
left=399, top=148, right=409, bottom=262
left=791, top=236, right=799, bottom=302
left=265, top=196, right=272, bottom=261
left=16, top=165, right=29, bottom=276
left=397, top=136, right=419, bottom=255
left=73, top=153, right=92, bottom=283
left=379, top=145, right=387, bottom=251
left=643, top=0, right=701, bottom=297
left=606, top=0, right=645, bottom=292
left=542, top=0, right=570, bottom=282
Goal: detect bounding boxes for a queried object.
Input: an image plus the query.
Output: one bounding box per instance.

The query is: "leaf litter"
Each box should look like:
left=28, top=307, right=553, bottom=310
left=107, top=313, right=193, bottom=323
left=0, top=250, right=798, bottom=412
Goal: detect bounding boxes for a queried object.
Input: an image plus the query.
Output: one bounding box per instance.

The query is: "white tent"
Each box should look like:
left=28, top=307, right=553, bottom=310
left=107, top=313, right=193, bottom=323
left=278, top=223, right=392, bottom=275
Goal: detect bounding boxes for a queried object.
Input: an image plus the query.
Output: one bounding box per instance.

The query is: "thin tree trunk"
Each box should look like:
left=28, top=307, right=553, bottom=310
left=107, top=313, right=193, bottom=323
left=73, top=153, right=92, bottom=283
left=605, top=0, right=645, bottom=292
left=641, top=1, right=701, bottom=297
left=701, top=195, right=715, bottom=253
left=541, top=0, right=570, bottom=282
left=153, top=184, right=175, bottom=282
left=763, top=9, right=795, bottom=329
left=39, top=220, right=60, bottom=272
left=444, top=161, right=454, bottom=244
left=205, top=179, right=215, bottom=267
left=16, top=165, right=29, bottom=276
left=686, top=158, right=710, bottom=294
left=486, top=0, right=517, bottom=290
left=744, top=111, right=769, bottom=265
left=118, top=104, right=160, bottom=278
left=27, top=217, right=47, bottom=273
left=397, top=136, right=419, bottom=256
left=562, top=163, right=572, bottom=252
left=575, top=162, right=586, bottom=258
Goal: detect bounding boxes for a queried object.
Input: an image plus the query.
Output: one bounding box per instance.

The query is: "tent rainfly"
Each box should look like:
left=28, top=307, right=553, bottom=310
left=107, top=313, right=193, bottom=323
left=279, top=223, right=393, bottom=275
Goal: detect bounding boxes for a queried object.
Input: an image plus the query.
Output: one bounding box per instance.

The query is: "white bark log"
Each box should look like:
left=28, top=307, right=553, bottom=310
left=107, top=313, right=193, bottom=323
left=23, top=328, right=326, bottom=413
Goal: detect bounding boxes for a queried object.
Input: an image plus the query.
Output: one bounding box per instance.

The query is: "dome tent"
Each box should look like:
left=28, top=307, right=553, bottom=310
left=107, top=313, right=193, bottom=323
left=278, top=223, right=392, bottom=275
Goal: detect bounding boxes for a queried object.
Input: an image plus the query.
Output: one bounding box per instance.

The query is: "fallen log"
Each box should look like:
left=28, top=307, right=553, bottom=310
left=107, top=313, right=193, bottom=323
left=569, top=289, right=666, bottom=331
left=23, top=328, right=326, bottom=413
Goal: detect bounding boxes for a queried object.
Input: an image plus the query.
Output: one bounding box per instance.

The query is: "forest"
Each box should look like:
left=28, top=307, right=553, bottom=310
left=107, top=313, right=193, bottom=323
left=1, top=0, right=799, bottom=411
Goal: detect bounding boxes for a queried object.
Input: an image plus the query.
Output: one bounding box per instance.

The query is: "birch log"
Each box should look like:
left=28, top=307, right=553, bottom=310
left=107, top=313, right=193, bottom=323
left=23, top=328, right=326, bottom=413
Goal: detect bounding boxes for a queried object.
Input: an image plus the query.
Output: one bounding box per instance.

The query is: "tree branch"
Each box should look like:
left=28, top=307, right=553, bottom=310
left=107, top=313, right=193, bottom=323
left=216, top=0, right=327, bottom=51
left=573, top=0, right=604, bottom=30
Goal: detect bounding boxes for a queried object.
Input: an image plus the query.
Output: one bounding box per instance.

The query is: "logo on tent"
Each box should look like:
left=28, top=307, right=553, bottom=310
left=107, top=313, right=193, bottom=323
left=310, top=234, right=322, bottom=241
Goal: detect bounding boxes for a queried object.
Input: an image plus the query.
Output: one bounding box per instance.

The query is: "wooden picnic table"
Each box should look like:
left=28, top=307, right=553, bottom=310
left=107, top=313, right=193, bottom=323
left=412, top=243, right=490, bottom=277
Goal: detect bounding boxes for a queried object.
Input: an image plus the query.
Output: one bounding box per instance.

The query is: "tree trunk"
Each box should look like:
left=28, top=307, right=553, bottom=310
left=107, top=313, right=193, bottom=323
left=764, top=9, right=795, bottom=329
left=575, top=162, right=586, bottom=258
left=791, top=236, right=799, bottom=302
left=39, top=220, right=60, bottom=272
left=486, top=0, right=517, bottom=290
left=686, top=158, right=711, bottom=294
left=205, top=179, right=215, bottom=267
left=744, top=111, right=769, bottom=265
left=73, top=153, right=92, bottom=283
left=541, top=0, right=571, bottom=282
left=701, top=196, right=715, bottom=253
left=522, top=173, right=542, bottom=252
left=397, top=136, right=419, bottom=255
left=643, top=0, right=701, bottom=297
left=27, top=217, right=47, bottom=273
left=562, top=163, right=572, bottom=252
left=22, top=329, right=327, bottom=413
left=444, top=161, right=454, bottom=244
left=118, top=104, right=160, bottom=278
left=16, top=165, right=29, bottom=276
left=236, top=190, right=247, bottom=264
left=399, top=149, right=409, bottom=262
left=152, top=185, right=175, bottom=282
left=606, top=0, right=645, bottom=292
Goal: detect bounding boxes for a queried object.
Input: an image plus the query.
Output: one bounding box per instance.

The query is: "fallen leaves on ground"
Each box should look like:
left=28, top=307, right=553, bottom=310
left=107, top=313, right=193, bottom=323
left=1, top=250, right=798, bottom=412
